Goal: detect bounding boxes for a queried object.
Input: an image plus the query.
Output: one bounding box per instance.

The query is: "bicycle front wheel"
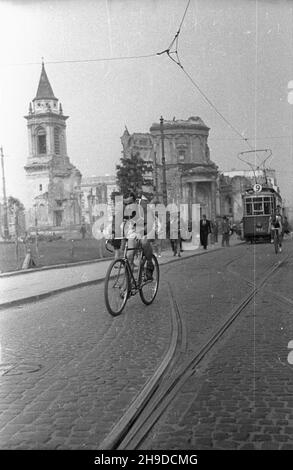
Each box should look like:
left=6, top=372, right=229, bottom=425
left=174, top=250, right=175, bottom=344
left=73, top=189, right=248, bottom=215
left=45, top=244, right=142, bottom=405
left=104, top=258, right=129, bottom=316
left=139, top=254, right=159, bottom=305
left=274, top=233, right=279, bottom=254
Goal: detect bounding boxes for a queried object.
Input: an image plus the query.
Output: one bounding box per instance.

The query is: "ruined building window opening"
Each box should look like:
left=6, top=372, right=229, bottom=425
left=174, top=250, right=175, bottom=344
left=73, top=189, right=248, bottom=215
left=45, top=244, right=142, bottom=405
left=178, top=149, right=186, bottom=161
left=39, top=184, right=42, bottom=191
left=54, top=127, right=60, bottom=155
left=37, top=128, right=46, bottom=154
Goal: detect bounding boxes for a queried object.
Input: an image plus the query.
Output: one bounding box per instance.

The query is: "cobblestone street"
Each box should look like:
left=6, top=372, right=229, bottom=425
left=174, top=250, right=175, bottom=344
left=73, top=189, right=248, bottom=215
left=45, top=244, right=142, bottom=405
left=144, top=240, right=293, bottom=450
left=0, top=240, right=293, bottom=451
left=0, top=281, right=171, bottom=449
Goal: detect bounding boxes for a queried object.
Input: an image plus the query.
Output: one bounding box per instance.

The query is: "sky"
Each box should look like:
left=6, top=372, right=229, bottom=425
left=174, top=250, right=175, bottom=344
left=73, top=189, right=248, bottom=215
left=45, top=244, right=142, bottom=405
left=0, top=0, right=293, bottom=208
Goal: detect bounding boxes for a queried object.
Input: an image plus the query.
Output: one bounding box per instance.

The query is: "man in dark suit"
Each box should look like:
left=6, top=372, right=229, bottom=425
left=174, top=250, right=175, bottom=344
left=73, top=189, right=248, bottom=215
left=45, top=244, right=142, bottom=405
left=200, top=214, right=211, bottom=249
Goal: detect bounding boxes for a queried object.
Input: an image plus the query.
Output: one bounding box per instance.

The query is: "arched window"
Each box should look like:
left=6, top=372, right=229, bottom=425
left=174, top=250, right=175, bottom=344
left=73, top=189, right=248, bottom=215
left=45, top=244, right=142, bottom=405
left=37, top=127, right=46, bottom=154
left=54, top=127, right=60, bottom=155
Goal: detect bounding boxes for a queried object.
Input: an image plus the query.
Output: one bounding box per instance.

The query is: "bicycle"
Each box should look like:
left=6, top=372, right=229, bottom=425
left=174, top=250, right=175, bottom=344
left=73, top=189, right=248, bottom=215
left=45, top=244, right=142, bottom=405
left=104, top=237, right=160, bottom=316
left=271, top=226, right=282, bottom=254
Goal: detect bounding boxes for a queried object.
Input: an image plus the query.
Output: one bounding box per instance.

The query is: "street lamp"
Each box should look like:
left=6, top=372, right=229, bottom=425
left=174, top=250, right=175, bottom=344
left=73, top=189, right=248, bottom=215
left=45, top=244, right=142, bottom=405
left=160, top=116, right=168, bottom=206
left=33, top=202, right=39, bottom=258
left=153, top=150, right=159, bottom=202
left=13, top=202, right=20, bottom=268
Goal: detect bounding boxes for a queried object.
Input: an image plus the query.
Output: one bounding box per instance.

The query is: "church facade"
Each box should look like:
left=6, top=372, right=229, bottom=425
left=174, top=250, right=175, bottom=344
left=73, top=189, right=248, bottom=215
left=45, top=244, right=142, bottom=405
left=24, top=63, right=82, bottom=234
left=120, top=117, right=218, bottom=219
left=150, top=116, right=218, bottom=219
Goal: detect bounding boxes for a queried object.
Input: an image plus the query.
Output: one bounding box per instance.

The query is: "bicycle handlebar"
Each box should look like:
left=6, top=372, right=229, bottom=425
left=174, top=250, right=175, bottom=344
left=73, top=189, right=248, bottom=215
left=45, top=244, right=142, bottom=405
left=105, top=237, right=128, bottom=254
left=105, top=237, right=142, bottom=254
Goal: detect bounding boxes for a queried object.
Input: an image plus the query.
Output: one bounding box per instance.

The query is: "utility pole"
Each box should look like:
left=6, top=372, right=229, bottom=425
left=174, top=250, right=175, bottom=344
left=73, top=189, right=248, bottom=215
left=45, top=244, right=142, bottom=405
left=154, top=151, right=159, bottom=202
left=34, top=203, right=39, bottom=258
left=14, top=203, right=19, bottom=268
left=0, top=146, right=9, bottom=238
left=160, top=116, right=168, bottom=206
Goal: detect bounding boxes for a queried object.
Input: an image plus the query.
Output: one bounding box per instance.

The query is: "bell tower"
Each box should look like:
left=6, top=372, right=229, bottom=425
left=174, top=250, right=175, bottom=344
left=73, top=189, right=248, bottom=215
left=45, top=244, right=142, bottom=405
left=24, top=62, right=81, bottom=232
left=24, top=62, right=70, bottom=197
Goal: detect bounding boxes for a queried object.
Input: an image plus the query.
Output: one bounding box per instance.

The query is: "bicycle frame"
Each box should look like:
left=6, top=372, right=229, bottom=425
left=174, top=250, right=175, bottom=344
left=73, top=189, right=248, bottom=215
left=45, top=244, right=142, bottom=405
left=104, top=237, right=159, bottom=315
left=106, top=238, right=144, bottom=292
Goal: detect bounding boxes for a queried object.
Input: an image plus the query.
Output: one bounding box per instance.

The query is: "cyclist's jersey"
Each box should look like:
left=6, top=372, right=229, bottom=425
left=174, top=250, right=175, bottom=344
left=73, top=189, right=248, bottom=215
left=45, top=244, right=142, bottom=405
left=270, top=214, right=282, bottom=229
left=123, top=194, right=152, bottom=238
left=123, top=219, right=138, bottom=240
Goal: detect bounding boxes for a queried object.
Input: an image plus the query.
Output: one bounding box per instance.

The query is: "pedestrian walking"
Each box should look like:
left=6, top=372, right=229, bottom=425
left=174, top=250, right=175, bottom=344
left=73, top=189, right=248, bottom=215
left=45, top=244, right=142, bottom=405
left=212, top=219, right=218, bottom=243
left=80, top=222, right=87, bottom=239
left=221, top=216, right=231, bottom=247
left=170, top=211, right=181, bottom=257
left=282, top=216, right=290, bottom=236
left=200, top=214, right=211, bottom=249
left=154, top=214, right=163, bottom=257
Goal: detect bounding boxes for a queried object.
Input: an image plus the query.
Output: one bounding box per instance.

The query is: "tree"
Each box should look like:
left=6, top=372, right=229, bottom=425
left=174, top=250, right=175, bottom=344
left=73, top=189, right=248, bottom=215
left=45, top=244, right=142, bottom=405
left=116, top=151, right=153, bottom=196
left=8, top=196, right=26, bottom=238
left=8, top=196, right=25, bottom=212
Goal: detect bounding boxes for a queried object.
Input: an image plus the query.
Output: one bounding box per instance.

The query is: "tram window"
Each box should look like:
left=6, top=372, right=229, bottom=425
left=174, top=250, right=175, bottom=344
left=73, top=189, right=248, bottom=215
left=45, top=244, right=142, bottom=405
left=264, top=202, right=271, bottom=214
left=246, top=203, right=252, bottom=215
left=253, top=202, right=263, bottom=213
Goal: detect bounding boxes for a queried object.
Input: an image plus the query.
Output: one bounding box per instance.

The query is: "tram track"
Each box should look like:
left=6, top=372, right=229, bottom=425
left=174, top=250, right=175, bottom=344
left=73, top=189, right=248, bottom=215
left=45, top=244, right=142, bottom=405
left=98, top=249, right=293, bottom=450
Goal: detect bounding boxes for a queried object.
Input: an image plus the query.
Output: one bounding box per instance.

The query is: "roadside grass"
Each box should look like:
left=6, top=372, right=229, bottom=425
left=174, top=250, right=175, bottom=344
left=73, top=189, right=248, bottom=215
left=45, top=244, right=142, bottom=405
left=0, top=237, right=112, bottom=273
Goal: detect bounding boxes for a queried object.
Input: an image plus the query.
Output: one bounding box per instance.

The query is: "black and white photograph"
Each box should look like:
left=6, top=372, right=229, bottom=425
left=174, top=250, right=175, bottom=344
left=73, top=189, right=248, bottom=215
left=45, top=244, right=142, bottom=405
left=0, top=0, right=293, bottom=464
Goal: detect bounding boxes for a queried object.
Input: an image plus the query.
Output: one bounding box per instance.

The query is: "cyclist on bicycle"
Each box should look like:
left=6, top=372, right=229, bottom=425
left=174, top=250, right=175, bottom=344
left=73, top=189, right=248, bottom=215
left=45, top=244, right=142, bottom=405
left=269, top=209, right=283, bottom=252
left=113, top=190, right=154, bottom=280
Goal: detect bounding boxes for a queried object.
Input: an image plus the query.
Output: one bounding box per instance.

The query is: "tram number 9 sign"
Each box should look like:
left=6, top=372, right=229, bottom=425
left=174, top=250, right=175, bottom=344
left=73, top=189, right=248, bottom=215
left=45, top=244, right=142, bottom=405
left=253, top=183, right=262, bottom=193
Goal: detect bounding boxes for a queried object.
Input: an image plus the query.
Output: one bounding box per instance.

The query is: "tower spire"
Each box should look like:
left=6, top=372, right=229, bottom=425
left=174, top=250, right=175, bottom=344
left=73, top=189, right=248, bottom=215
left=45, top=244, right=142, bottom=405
left=34, top=62, right=56, bottom=101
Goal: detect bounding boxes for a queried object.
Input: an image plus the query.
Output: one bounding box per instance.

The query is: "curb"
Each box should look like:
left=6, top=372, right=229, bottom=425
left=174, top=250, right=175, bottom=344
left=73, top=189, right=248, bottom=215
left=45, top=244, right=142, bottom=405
left=0, top=255, right=114, bottom=278
left=0, top=277, right=105, bottom=311
left=0, top=242, right=245, bottom=310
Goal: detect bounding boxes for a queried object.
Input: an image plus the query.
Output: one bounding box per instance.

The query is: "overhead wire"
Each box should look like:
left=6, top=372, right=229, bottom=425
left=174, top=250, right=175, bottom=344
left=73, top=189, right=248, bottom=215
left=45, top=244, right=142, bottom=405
left=1, top=0, right=273, bottom=163
left=157, top=0, right=265, bottom=159
left=1, top=53, right=158, bottom=67
left=209, top=136, right=291, bottom=141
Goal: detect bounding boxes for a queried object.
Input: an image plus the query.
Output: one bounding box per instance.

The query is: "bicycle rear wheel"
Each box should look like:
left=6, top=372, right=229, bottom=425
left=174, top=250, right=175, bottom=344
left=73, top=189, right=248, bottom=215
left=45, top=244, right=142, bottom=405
left=104, top=258, right=129, bottom=316
left=139, top=254, right=159, bottom=305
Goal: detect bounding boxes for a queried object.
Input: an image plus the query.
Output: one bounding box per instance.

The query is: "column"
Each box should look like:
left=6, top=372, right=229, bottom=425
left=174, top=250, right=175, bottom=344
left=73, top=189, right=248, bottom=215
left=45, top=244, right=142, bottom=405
left=28, top=126, right=33, bottom=157
left=216, top=180, right=221, bottom=217
left=182, top=183, right=200, bottom=251
left=211, top=181, right=217, bottom=220
left=47, top=125, right=53, bottom=155
left=192, top=182, right=197, bottom=203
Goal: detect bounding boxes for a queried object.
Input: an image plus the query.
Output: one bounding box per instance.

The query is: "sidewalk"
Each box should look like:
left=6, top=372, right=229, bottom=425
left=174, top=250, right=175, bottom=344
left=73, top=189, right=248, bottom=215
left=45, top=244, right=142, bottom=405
left=0, top=237, right=243, bottom=308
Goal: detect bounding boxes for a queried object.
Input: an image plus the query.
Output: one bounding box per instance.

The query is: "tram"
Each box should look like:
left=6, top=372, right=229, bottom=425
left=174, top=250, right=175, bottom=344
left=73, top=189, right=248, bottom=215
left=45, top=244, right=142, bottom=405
left=242, top=183, right=282, bottom=243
